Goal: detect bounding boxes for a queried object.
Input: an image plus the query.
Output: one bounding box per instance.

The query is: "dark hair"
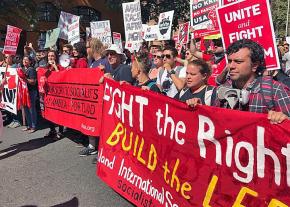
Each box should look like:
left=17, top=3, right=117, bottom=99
left=213, top=38, right=223, bottom=47
left=135, top=52, right=152, bottom=74
left=188, top=59, right=212, bottom=78
left=226, top=39, right=266, bottom=74
left=73, top=42, right=87, bottom=58
left=47, top=49, right=59, bottom=63
left=163, top=46, right=178, bottom=58
left=63, top=44, right=73, bottom=51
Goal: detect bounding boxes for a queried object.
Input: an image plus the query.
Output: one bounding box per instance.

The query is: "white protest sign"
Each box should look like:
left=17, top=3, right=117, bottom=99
left=157, top=10, right=174, bottom=40
left=144, top=25, right=159, bottom=41
left=58, top=11, right=79, bottom=40
left=90, top=20, right=112, bottom=47
left=286, top=37, right=290, bottom=45
left=113, top=32, right=123, bottom=51
left=122, top=0, right=143, bottom=43
left=0, top=67, right=19, bottom=114
left=68, top=17, right=80, bottom=45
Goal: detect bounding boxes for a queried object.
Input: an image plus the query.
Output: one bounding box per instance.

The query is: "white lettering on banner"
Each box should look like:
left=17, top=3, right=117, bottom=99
left=103, top=82, right=148, bottom=132
left=197, top=115, right=290, bottom=186
left=224, top=4, right=261, bottom=23
left=229, top=26, right=263, bottom=43
left=156, top=105, right=186, bottom=146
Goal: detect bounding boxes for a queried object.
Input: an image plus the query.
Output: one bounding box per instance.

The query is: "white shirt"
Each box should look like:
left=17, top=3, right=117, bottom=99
left=157, top=66, right=186, bottom=98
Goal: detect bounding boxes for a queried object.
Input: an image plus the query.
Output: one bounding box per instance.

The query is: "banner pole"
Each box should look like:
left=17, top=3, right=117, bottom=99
left=286, top=0, right=290, bottom=36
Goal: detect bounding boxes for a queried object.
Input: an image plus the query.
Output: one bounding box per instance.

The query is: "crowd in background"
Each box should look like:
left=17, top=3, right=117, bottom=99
left=0, top=31, right=290, bottom=160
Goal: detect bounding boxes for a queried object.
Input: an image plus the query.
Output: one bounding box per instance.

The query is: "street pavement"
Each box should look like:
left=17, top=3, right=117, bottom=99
left=0, top=122, right=134, bottom=207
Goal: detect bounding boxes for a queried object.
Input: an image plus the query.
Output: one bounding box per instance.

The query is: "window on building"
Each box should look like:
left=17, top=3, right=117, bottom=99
left=36, top=2, right=58, bottom=22
left=71, top=6, right=101, bottom=26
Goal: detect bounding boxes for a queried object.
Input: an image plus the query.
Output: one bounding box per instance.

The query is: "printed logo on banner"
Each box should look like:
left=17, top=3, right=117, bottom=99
left=90, top=20, right=112, bottom=47
left=0, top=67, right=18, bottom=114
left=217, top=0, right=280, bottom=70
left=157, top=10, right=174, bottom=41
left=122, top=1, right=143, bottom=44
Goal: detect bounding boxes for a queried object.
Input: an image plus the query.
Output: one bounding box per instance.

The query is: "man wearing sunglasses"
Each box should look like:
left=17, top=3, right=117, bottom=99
left=156, top=46, right=186, bottom=97
left=282, top=43, right=290, bottom=76
left=103, top=44, right=133, bottom=84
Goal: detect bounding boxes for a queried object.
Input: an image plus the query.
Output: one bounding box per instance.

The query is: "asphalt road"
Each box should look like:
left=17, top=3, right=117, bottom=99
left=0, top=121, right=135, bottom=207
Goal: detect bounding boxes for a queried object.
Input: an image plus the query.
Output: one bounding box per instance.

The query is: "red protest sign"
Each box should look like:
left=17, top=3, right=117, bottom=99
left=37, top=68, right=104, bottom=136
left=190, top=0, right=220, bottom=38
left=98, top=78, right=290, bottom=207
left=217, top=0, right=280, bottom=70
left=222, top=0, right=239, bottom=5
left=3, top=25, right=22, bottom=55
left=178, top=22, right=190, bottom=45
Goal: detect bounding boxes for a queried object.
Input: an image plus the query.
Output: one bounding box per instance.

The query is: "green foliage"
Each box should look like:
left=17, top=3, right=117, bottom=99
left=106, top=0, right=290, bottom=37
left=105, top=0, right=190, bottom=28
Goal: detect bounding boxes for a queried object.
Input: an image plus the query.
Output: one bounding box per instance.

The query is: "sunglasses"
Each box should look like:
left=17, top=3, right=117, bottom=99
left=162, top=54, right=172, bottom=59
left=153, top=55, right=162, bottom=59
left=185, top=53, right=190, bottom=55
left=285, top=47, right=289, bottom=50
left=106, top=51, right=117, bottom=56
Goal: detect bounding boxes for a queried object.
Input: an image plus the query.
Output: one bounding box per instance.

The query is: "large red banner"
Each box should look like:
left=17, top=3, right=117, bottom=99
left=37, top=68, right=104, bottom=136
left=98, top=78, right=290, bottom=207
left=217, top=0, right=280, bottom=70
left=3, top=25, right=22, bottom=55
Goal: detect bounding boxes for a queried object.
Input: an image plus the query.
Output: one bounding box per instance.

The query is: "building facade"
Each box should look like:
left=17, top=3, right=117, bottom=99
left=0, top=0, right=124, bottom=52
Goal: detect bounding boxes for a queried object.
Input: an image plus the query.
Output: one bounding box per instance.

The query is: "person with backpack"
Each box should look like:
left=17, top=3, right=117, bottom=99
left=214, top=39, right=290, bottom=124
left=175, top=59, right=216, bottom=106
left=131, top=52, right=161, bottom=93
left=156, top=46, right=186, bottom=98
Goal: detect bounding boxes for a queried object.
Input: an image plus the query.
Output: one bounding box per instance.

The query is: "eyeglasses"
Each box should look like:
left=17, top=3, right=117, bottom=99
left=63, top=49, right=69, bottom=53
left=162, top=54, right=172, bottom=59
left=106, top=51, right=117, bottom=56
left=285, top=47, right=289, bottom=50
left=153, top=55, right=162, bottom=59
left=4, top=56, right=10, bottom=59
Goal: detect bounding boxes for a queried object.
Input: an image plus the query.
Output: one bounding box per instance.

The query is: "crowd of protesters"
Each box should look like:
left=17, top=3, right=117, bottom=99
left=1, top=31, right=290, bottom=159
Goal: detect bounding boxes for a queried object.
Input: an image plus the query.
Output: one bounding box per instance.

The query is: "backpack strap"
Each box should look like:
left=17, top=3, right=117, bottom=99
left=175, top=66, right=184, bottom=77
left=146, top=81, right=156, bottom=89
left=204, top=86, right=214, bottom=106
left=259, top=76, right=275, bottom=110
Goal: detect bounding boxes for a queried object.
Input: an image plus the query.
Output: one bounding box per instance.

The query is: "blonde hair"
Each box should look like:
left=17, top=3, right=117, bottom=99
left=90, top=38, right=104, bottom=54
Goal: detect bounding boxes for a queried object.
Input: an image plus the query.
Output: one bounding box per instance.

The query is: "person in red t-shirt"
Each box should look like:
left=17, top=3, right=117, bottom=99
left=190, top=38, right=226, bottom=86
left=72, top=42, right=88, bottom=68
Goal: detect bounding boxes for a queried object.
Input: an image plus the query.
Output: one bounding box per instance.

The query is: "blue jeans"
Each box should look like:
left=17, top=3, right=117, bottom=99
left=24, top=90, right=38, bottom=129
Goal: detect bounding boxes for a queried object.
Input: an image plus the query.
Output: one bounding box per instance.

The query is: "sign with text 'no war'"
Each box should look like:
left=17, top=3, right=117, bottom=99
left=98, top=78, right=290, bottom=207
left=217, top=0, right=280, bottom=70
left=37, top=68, right=104, bottom=136
left=0, top=67, right=18, bottom=114
left=122, top=0, right=143, bottom=43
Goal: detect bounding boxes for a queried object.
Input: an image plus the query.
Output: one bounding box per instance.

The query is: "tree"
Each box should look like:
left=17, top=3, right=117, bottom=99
left=106, top=0, right=290, bottom=37
left=105, top=0, right=190, bottom=28
left=270, top=0, right=289, bottom=37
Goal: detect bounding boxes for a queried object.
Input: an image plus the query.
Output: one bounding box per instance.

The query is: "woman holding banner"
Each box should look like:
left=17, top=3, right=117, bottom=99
left=175, top=59, right=216, bottom=107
